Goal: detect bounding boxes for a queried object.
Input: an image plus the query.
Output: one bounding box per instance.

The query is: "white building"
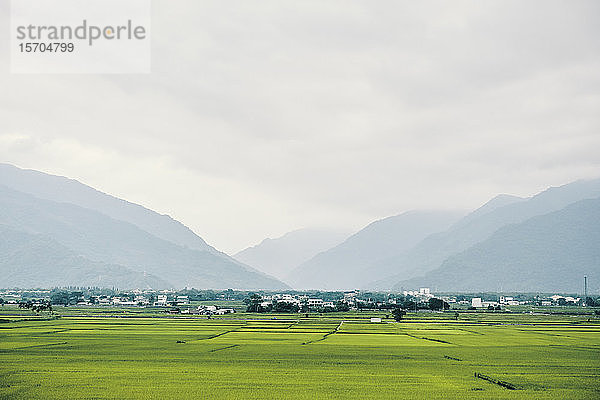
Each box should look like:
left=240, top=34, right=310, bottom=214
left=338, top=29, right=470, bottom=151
left=214, top=308, right=235, bottom=315
left=565, top=296, right=579, bottom=303
left=343, top=291, right=358, bottom=304
left=499, top=296, right=519, bottom=306
left=112, top=297, right=124, bottom=305
left=482, top=301, right=499, bottom=308
left=471, top=298, right=483, bottom=308
left=154, top=294, right=168, bottom=306
left=307, top=298, right=324, bottom=307
left=276, top=294, right=295, bottom=301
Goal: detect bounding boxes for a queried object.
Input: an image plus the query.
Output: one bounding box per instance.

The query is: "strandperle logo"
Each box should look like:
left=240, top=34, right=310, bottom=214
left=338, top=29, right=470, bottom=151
left=10, top=0, right=151, bottom=74
left=15, top=19, right=147, bottom=46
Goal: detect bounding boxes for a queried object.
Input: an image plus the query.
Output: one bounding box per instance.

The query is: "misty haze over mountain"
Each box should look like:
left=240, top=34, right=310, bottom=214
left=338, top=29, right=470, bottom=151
left=2, top=1, right=598, bottom=254
left=235, top=228, right=349, bottom=280
left=0, top=163, right=598, bottom=293
left=366, top=178, right=600, bottom=291
left=286, top=211, right=465, bottom=290
left=0, top=165, right=287, bottom=290
left=395, top=197, right=600, bottom=293
left=0, top=163, right=214, bottom=253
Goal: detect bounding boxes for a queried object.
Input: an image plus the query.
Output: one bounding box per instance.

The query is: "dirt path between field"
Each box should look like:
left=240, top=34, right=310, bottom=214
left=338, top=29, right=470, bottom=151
left=301, top=321, right=344, bottom=345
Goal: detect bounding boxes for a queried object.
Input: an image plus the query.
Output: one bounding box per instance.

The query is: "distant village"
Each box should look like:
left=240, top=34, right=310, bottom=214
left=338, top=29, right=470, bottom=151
left=1, top=287, right=596, bottom=315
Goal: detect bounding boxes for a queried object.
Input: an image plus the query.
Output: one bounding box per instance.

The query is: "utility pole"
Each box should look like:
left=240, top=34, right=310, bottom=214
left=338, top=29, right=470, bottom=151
left=584, top=276, right=588, bottom=306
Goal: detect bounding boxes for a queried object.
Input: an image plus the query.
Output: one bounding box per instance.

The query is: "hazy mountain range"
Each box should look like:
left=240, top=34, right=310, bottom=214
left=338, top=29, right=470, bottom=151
left=0, top=164, right=288, bottom=290
left=368, top=178, right=600, bottom=292
left=0, top=224, right=169, bottom=289
left=395, top=197, right=600, bottom=293
left=0, top=163, right=214, bottom=252
left=286, top=211, right=464, bottom=290
left=271, top=178, right=599, bottom=292
left=1, top=162, right=598, bottom=293
left=234, top=228, right=349, bottom=280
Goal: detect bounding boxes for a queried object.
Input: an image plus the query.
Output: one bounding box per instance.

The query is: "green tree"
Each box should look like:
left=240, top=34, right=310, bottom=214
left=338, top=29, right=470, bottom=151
left=429, top=298, right=449, bottom=311
left=585, top=297, right=598, bottom=307
left=273, top=302, right=299, bottom=313
left=18, top=301, right=33, bottom=309
left=391, top=308, right=406, bottom=321
left=31, top=300, right=52, bottom=313
left=245, top=293, right=264, bottom=313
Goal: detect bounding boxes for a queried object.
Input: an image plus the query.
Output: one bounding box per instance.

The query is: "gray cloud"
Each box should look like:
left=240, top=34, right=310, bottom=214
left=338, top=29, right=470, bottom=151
left=1, top=0, right=599, bottom=253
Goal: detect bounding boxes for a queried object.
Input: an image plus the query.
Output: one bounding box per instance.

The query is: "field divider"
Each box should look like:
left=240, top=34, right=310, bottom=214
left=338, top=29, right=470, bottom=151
left=302, top=321, right=343, bottom=345
left=456, top=328, right=484, bottom=335
left=444, top=355, right=462, bottom=361
left=518, top=330, right=575, bottom=339
left=474, top=372, right=519, bottom=390
left=202, top=329, right=241, bottom=340
left=16, top=341, right=68, bottom=349
left=549, top=344, right=600, bottom=352
left=37, top=329, right=72, bottom=335
left=403, top=333, right=452, bottom=344
left=209, top=344, right=239, bottom=353
left=186, top=323, right=247, bottom=342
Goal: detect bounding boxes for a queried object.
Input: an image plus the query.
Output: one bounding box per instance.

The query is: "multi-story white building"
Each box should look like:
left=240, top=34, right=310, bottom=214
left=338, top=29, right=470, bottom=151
left=307, top=298, right=324, bottom=307
left=343, top=291, right=358, bottom=304
left=154, top=294, right=168, bottom=306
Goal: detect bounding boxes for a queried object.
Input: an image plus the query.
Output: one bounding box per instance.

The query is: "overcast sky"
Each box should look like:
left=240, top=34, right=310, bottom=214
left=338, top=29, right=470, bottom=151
left=1, top=0, right=599, bottom=253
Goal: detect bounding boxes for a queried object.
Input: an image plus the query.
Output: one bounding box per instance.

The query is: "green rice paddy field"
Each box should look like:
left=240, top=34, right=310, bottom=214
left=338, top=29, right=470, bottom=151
left=0, top=312, right=599, bottom=399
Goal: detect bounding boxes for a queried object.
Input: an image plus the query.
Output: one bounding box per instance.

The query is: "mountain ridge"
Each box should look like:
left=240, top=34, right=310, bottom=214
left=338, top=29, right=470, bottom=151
left=287, top=210, right=464, bottom=290
left=0, top=224, right=170, bottom=289
left=393, top=197, right=600, bottom=293
left=366, top=177, right=600, bottom=289
left=0, top=163, right=214, bottom=253
left=234, top=228, right=349, bottom=280
left=0, top=182, right=288, bottom=290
